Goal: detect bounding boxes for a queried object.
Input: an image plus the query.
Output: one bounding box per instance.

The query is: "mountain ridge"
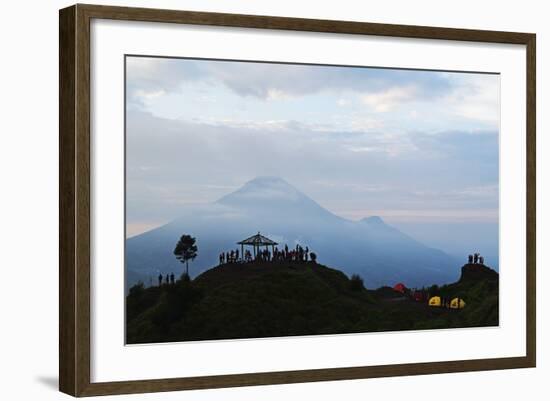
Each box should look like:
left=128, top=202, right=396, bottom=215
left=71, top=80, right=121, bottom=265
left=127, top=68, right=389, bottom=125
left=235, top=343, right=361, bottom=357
left=126, top=176, right=461, bottom=289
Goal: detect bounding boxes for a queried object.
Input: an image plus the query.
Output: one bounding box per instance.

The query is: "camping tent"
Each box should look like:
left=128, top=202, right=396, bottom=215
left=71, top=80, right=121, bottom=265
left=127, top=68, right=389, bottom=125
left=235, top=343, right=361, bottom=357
left=428, top=296, right=441, bottom=307
left=450, top=297, right=466, bottom=309
left=393, top=283, right=406, bottom=294
left=413, top=291, right=425, bottom=302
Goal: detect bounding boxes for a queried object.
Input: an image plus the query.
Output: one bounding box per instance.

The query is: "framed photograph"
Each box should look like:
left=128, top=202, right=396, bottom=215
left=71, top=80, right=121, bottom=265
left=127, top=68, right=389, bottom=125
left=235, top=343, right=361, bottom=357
left=59, top=4, right=536, bottom=397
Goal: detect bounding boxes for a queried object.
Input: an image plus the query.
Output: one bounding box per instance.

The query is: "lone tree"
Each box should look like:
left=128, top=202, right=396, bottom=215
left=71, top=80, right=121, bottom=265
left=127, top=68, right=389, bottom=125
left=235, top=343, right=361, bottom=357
left=173, top=234, right=198, bottom=278
left=349, top=274, right=364, bottom=292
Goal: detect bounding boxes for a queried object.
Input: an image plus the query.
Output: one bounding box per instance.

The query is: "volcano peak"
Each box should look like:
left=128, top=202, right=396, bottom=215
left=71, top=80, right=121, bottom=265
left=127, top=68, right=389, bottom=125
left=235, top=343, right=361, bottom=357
left=360, top=216, right=386, bottom=225
left=217, top=176, right=305, bottom=204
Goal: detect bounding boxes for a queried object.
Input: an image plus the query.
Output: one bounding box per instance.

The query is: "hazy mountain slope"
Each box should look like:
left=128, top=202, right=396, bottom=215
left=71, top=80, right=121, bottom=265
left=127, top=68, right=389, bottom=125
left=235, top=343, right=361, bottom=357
left=126, top=176, right=461, bottom=288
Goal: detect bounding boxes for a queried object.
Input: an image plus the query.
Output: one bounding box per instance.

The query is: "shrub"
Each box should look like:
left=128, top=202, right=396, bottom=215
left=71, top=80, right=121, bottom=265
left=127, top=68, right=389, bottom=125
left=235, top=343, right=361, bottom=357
left=350, top=274, right=364, bottom=291
left=129, top=281, right=144, bottom=296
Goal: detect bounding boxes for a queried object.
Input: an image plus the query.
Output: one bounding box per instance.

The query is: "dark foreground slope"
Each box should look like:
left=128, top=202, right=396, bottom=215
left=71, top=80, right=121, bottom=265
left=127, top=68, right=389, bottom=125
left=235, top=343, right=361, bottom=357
left=126, top=262, right=498, bottom=344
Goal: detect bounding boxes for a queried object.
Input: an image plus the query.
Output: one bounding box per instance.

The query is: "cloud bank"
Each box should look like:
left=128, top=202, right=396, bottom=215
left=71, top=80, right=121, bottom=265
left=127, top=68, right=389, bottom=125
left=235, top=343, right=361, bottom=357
left=125, top=56, right=500, bottom=235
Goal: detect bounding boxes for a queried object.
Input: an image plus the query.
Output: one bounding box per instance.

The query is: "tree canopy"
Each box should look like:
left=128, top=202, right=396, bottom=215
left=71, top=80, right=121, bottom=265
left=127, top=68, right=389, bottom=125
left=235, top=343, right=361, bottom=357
left=173, top=234, right=198, bottom=277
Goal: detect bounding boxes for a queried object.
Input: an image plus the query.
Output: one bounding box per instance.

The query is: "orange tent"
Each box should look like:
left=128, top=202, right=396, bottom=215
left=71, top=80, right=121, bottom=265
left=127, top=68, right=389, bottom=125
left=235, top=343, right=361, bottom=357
left=393, top=283, right=406, bottom=293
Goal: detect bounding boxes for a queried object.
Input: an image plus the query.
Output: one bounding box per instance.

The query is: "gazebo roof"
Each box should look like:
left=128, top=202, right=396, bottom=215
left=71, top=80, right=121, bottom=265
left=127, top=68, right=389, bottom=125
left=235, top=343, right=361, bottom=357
left=237, top=232, right=278, bottom=246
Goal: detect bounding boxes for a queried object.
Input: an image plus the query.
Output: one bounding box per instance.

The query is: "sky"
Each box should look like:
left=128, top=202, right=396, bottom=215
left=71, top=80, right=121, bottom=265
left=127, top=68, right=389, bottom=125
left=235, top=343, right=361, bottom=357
left=125, top=56, right=500, bottom=244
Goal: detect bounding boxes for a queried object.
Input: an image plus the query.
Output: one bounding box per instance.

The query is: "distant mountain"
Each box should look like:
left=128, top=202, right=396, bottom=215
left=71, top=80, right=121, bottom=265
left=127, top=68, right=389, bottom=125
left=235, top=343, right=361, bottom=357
left=217, top=176, right=333, bottom=218
left=126, top=176, right=461, bottom=289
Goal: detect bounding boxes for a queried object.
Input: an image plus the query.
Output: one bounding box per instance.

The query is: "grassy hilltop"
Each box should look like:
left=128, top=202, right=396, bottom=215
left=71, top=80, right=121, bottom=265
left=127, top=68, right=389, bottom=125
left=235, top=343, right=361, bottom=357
left=126, top=261, right=498, bottom=344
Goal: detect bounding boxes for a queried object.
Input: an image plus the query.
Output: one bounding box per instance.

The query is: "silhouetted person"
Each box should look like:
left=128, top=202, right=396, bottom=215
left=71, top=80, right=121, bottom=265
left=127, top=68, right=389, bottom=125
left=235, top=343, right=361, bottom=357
left=480, top=256, right=484, bottom=265
left=310, top=252, right=317, bottom=264
left=158, top=273, right=162, bottom=286
left=170, top=273, right=175, bottom=284
left=468, top=254, right=473, bottom=264
left=473, top=253, right=479, bottom=264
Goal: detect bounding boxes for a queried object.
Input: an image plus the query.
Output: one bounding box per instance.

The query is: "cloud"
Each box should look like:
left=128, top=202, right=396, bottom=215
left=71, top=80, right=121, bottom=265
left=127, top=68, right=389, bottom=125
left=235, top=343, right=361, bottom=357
left=126, top=56, right=452, bottom=103
left=126, top=110, right=498, bottom=226
left=133, top=89, right=166, bottom=104
left=126, top=57, right=205, bottom=106
left=444, top=74, right=500, bottom=125
left=348, top=116, right=383, bottom=132
left=337, top=98, right=351, bottom=107
left=453, top=184, right=499, bottom=198
left=360, top=85, right=417, bottom=112
left=343, top=132, right=418, bottom=157
left=126, top=57, right=500, bottom=134
left=124, top=58, right=499, bottom=228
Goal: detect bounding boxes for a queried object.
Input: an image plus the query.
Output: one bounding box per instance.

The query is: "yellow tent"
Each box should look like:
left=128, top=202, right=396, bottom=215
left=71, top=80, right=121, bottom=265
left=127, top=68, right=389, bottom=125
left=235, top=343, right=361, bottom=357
left=428, top=296, right=441, bottom=307
left=450, top=298, right=466, bottom=309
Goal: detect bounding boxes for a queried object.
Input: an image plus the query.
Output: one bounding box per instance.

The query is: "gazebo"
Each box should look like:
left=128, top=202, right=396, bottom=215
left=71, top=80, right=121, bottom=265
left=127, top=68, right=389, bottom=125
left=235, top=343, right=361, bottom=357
left=237, top=232, right=278, bottom=259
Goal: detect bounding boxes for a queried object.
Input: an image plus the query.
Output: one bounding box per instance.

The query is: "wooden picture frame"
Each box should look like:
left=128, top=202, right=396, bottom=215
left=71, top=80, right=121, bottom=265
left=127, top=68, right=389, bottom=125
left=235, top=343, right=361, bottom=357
left=59, top=3, right=536, bottom=397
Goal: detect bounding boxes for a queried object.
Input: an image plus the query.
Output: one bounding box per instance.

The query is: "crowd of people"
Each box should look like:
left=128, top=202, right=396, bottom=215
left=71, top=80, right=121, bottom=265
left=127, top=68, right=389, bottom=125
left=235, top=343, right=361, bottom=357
left=219, top=244, right=317, bottom=265
left=157, top=272, right=175, bottom=286
left=468, top=252, right=485, bottom=265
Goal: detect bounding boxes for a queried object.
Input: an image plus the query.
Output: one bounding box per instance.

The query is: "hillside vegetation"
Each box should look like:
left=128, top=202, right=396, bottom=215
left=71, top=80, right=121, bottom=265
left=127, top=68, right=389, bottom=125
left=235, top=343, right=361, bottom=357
left=126, top=261, right=498, bottom=344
